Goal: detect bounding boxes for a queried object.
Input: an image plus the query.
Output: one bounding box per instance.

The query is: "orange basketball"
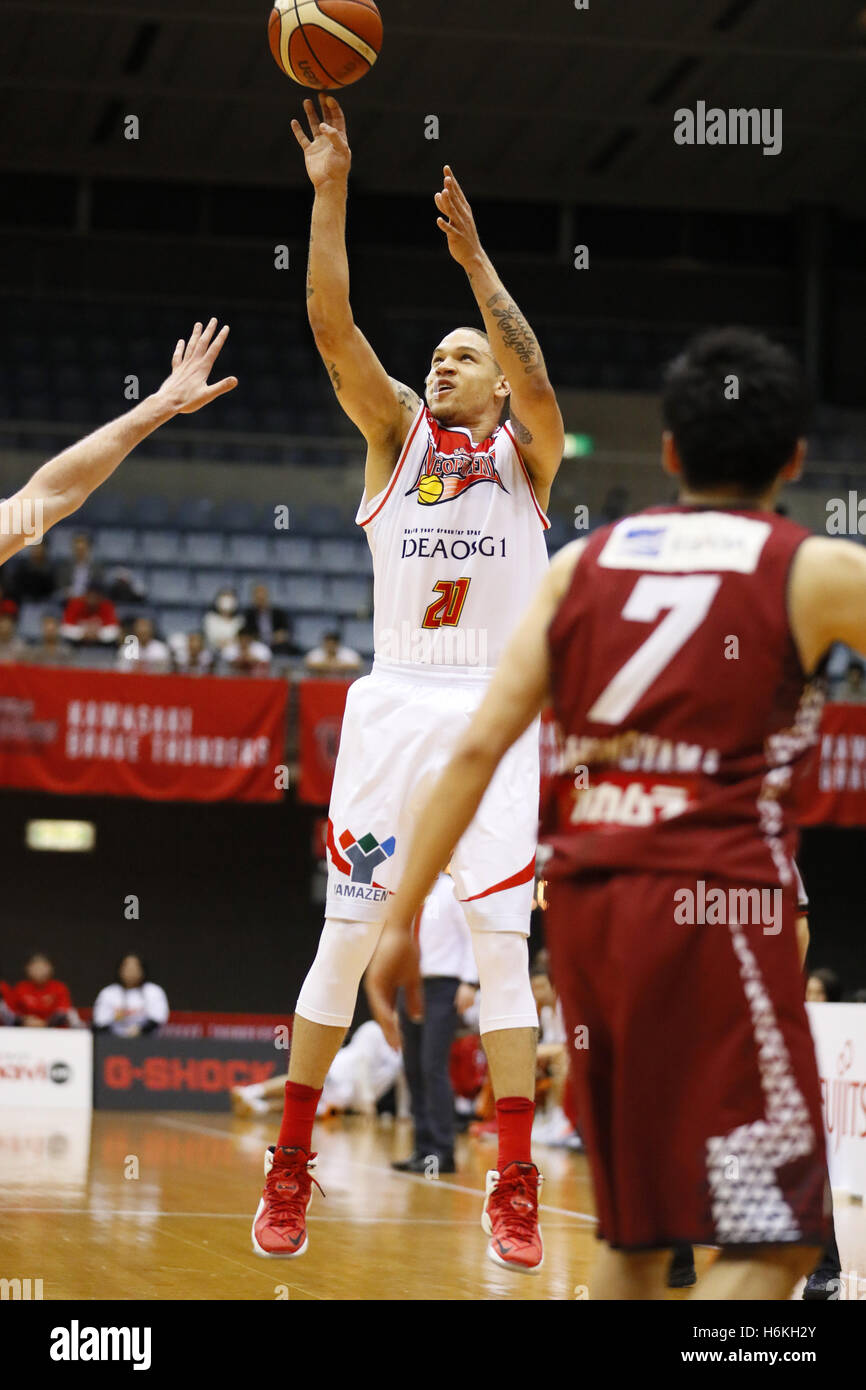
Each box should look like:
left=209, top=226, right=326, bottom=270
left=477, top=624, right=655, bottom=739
left=268, top=0, right=383, bottom=90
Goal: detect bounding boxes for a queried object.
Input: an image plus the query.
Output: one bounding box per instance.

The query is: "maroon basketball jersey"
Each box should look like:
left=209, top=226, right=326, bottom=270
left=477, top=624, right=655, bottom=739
left=542, top=505, right=825, bottom=888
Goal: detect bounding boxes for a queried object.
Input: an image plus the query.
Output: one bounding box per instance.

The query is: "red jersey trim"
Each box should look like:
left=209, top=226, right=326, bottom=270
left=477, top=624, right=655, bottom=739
left=459, top=856, right=536, bottom=903
left=326, top=817, right=352, bottom=876
left=357, top=406, right=426, bottom=529
left=502, top=422, right=551, bottom=530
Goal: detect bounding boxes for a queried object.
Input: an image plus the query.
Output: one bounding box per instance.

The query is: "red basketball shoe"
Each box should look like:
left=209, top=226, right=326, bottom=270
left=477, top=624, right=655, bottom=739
left=482, top=1162, right=544, bottom=1274
left=251, top=1146, right=323, bottom=1258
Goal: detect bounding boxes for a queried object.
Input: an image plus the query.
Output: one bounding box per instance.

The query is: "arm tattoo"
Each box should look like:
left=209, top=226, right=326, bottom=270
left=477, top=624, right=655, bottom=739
left=486, top=291, right=542, bottom=374
left=390, top=378, right=422, bottom=416
left=510, top=412, right=534, bottom=446
left=328, top=362, right=341, bottom=392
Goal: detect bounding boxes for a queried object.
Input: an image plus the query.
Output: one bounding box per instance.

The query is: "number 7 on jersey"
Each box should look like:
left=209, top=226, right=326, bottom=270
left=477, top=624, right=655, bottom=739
left=587, top=573, right=722, bottom=725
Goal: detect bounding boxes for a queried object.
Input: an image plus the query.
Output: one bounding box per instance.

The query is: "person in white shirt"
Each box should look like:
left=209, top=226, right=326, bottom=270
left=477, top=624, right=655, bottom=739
left=116, top=616, right=171, bottom=673
left=222, top=630, right=272, bottom=675
left=204, top=587, right=244, bottom=652
left=232, top=1020, right=401, bottom=1120
left=303, top=629, right=361, bottom=676
left=388, top=868, right=478, bottom=1174
left=169, top=629, right=213, bottom=674
left=92, top=954, right=169, bottom=1037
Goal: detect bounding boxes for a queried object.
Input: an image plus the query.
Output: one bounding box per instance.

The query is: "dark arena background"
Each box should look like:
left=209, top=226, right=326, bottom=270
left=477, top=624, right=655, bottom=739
left=0, top=0, right=865, bottom=1335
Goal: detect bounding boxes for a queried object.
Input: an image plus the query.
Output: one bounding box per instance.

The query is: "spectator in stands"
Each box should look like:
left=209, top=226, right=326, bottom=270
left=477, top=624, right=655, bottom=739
left=169, top=629, right=213, bottom=674
left=106, top=567, right=147, bottom=605
left=92, top=954, right=169, bottom=1037
left=243, top=583, right=299, bottom=656
left=806, top=967, right=842, bottom=1003
left=841, top=660, right=866, bottom=704
left=61, top=584, right=120, bottom=646
left=0, top=972, right=16, bottom=1026
left=116, top=616, right=171, bottom=673
left=28, top=612, right=73, bottom=666
left=0, top=612, right=27, bottom=663
left=222, top=629, right=271, bottom=676
left=0, top=579, right=19, bottom=618
left=7, top=953, right=79, bottom=1027
left=8, top=542, right=57, bottom=602
left=204, top=585, right=244, bottom=652
left=57, top=533, right=104, bottom=599
left=304, top=628, right=361, bottom=676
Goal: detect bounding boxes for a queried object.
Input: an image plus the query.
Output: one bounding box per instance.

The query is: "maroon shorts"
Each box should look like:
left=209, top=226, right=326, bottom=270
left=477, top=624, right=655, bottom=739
left=545, top=869, right=829, bottom=1252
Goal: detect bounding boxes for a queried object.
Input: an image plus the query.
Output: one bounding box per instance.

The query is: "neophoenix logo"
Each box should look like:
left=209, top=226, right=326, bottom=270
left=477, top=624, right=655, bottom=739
left=50, top=1320, right=152, bottom=1371
left=406, top=445, right=508, bottom=506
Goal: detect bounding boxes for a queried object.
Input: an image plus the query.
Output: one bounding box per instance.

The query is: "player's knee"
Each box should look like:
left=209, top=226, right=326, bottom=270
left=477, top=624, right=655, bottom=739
left=470, top=930, right=537, bottom=1034
left=295, top=917, right=382, bottom=1029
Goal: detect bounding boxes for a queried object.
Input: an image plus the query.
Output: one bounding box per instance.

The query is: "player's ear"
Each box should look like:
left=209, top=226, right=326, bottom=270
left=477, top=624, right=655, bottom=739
left=495, top=374, right=511, bottom=401
left=779, top=438, right=807, bottom=483
left=661, top=430, right=682, bottom=479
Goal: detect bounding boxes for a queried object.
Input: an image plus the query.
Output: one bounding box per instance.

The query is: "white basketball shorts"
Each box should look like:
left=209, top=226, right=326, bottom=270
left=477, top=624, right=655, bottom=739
left=324, top=660, right=540, bottom=934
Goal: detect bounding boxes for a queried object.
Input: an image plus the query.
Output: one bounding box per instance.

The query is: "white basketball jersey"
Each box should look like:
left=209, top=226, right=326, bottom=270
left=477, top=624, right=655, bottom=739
left=357, top=404, right=550, bottom=672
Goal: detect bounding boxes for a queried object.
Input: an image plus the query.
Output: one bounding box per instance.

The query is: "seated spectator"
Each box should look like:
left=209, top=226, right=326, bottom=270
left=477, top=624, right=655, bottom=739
left=842, top=660, right=866, bottom=704
left=116, top=616, right=171, bottom=673
left=0, top=971, right=16, bottom=1025
left=0, top=579, right=19, bottom=618
left=203, top=586, right=244, bottom=652
left=7, top=953, right=80, bottom=1028
left=57, top=532, right=104, bottom=599
left=806, top=968, right=842, bottom=1003
left=8, top=542, right=57, bottom=602
left=28, top=612, right=73, bottom=666
left=222, top=629, right=272, bottom=675
left=106, top=567, right=147, bottom=605
left=243, top=583, right=300, bottom=656
left=169, top=629, right=213, bottom=674
left=304, top=628, right=361, bottom=676
left=0, top=612, right=27, bottom=663
left=61, top=585, right=120, bottom=645
left=232, top=1021, right=401, bottom=1119
left=92, top=954, right=169, bottom=1037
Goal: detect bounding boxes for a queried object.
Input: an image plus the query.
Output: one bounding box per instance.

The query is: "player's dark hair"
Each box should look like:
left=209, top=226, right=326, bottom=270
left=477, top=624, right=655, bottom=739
left=661, top=328, right=810, bottom=494
left=808, top=967, right=842, bottom=1003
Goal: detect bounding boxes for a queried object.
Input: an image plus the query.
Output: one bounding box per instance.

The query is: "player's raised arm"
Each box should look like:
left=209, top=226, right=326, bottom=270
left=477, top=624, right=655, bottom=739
left=366, top=540, right=585, bottom=1047
left=292, top=96, right=421, bottom=495
left=434, top=166, right=564, bottom=502
left=0, top=320, right=236, bottom=570
left=788, top=535, right=866, bottom=674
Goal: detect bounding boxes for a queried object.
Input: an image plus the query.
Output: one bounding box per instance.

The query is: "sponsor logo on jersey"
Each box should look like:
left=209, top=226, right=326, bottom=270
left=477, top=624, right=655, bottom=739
left=338, top=828, right=396, bottom=884
left=406, top=444, right=508, bottom=506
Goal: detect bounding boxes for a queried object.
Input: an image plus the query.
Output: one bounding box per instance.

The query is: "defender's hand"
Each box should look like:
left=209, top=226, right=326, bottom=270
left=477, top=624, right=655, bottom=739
left=434, top=166, right=483, bottom=270
left=292, top=94, right=352, bottom=188
left=156, top=319, right=237, bottom=416
left=366, top=919, right=423, bottom=1052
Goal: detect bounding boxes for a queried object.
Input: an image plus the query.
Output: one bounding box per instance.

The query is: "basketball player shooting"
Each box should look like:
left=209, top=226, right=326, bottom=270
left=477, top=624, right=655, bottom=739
left=368, top=329, right=866, bottom=1300
left=251, top=94, right=564, bottom=1274
left=0, top=320, right=236, bottom=568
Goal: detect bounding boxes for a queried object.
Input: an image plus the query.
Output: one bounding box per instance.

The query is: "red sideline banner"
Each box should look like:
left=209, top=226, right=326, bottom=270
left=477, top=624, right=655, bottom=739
left=797, top=703, right=866, bottom=827
left=298, top=678, right=352, bottom=804
left=0, top=664, right=287, bottom=802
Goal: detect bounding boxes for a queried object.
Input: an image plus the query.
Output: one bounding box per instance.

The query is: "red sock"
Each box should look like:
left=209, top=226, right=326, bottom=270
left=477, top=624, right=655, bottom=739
left=496, top=1096, right=534, bottom=1170
left=277, top=1081, right=322, bottom=1153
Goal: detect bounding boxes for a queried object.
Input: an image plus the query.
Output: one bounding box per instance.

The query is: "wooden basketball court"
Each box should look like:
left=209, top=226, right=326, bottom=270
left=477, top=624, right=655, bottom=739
left=2, top=1109, right=864, bottom=1300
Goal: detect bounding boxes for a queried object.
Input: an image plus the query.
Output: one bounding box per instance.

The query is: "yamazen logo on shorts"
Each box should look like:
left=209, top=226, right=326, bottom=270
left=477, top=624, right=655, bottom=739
left=338, top=829, right=396, bottom=884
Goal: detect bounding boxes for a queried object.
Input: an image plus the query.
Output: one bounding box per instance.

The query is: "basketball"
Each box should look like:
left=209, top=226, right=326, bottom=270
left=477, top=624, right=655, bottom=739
left=416, top=474, right=443, bottom=505
left=268, top=0, right=383, bottom=90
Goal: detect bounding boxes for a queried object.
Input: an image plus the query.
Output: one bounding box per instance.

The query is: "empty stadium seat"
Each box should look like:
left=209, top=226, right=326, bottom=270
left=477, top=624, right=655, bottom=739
left=140, top=530, right=183, bottom=565
left=226, top=534, right=271, bottom=569
left=95, top=528, right=138, bottom=562
left=326, top=576, right=372, bottom=615
left=283, top=575, right=329, bottom=611
left=149, top=569, right=193, bottom=605
left=184, top=532, right=227, bottom=566
left=270, top=536, right=316, bottom=572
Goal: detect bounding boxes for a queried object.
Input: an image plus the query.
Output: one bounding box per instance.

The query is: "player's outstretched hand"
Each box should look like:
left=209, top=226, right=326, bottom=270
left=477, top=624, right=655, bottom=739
left=434, top=166, right=483, bottom=269
left=291, top=94, right=352, bottom=188
left=156, top=319, right=238, bottom=415
left=365, top=919, right=424, bottom=1052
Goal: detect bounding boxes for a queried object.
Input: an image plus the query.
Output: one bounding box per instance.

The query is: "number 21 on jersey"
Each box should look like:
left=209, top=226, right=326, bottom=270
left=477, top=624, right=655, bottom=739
left=422, top=577, right=471, bottom=630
